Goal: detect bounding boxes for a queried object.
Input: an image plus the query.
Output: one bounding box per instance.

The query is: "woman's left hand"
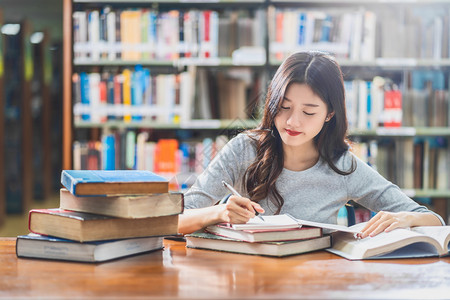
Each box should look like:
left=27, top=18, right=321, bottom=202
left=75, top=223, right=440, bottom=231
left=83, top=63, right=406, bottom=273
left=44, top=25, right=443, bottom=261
left=358, top=211, right=412, bottom=238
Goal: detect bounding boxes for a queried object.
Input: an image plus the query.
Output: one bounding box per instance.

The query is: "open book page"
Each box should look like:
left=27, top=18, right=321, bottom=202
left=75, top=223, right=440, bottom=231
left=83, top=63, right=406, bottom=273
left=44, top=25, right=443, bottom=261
left=328, top=225, right=447, bottom=260
left=228, top=214, right=361, bottom=232
left=229, top=215, right=301, bottom=230
left=412, top=226, right=450, bottom=251
left=297, top=218, right=361, bottom=234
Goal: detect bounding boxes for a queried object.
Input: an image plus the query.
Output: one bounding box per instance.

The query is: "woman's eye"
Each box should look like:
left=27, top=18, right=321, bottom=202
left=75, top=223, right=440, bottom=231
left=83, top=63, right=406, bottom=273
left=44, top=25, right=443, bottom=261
left=281, top=106, right=290, bottom=110
left=304, top=112, right=315, bottom=116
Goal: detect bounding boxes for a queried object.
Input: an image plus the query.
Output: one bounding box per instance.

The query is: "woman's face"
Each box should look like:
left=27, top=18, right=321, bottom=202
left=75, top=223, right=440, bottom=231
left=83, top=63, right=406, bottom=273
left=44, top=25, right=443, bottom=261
left=274, top=83, right=332, bottom=150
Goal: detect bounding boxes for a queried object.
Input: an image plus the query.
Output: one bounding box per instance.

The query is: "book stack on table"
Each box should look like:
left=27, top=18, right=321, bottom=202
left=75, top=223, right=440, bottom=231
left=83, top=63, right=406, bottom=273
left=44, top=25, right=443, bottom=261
left=16, top=170, right=183, bottom=262
left=185, top=215, right=332, bottom=257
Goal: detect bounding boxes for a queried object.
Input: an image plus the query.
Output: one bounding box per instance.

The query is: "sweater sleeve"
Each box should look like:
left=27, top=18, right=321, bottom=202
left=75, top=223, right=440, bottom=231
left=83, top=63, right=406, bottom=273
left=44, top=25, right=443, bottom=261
left=184, top=133, right=256, bottom=209
left=343, top=152, right=445, bottom=225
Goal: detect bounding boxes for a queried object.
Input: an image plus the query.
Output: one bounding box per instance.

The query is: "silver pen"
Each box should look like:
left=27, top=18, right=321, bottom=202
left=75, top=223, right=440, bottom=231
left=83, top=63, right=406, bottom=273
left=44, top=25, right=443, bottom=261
left=221, top=181, right=264, bottom=222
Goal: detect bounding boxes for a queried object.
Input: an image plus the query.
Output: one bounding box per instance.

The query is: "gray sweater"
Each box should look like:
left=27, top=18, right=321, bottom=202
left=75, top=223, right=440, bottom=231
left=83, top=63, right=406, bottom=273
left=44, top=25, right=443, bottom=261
left=184, top=133, right=445, bottom=225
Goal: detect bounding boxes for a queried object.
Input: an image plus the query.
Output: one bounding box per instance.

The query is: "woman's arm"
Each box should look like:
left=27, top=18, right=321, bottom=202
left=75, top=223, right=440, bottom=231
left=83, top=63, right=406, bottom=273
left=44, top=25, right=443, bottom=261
left=178, top=196, right=264, bottom=235
left=359, top=211, right=442, bottom=238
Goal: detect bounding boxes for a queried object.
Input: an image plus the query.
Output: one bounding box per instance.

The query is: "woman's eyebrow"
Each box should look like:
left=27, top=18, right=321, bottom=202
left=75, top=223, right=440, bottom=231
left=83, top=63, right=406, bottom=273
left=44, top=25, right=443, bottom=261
left=283, top=96, right=319, bottom=107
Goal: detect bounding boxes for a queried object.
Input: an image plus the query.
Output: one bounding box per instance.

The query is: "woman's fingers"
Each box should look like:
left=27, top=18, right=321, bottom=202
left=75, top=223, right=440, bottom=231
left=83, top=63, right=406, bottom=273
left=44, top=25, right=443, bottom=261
left=359, top=211, right=404, bottom=238
left=224, top=196, right=263, bottom=224
left=251, top=202, right=265, bottom=214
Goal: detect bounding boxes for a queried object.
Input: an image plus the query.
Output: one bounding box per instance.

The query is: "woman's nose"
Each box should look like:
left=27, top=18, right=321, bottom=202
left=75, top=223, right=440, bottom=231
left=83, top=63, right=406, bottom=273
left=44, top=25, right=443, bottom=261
left=286, top=112, right=301, bottom=127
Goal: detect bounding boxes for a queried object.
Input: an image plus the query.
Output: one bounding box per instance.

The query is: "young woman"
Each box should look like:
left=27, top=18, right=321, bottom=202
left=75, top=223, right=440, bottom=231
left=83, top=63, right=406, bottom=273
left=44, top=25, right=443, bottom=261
left=178, top=51, right=444, bottom=237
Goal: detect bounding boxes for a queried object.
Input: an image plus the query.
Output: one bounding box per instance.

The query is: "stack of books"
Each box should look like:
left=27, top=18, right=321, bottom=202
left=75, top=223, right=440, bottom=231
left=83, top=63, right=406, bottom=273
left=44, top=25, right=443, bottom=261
left=16, top=170, right=183, bottom=262
left=185, top=215, right=332, bottom=257
left=186, top=213, right=450, bottom=259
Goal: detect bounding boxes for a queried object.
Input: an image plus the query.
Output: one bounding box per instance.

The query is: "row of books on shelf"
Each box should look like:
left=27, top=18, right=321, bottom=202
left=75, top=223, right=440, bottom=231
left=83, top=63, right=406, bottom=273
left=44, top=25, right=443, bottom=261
left=73, top=133, right=229, bottom=189
left=72, top=67, right=256, bottom=123
left=351, top=137, right=450, bottom=191
left=73, top=6, right=450, bottom=63
left=345, top=71, right=449, bottom=130
left=16, top=170, right=450, bottom=261
left=73, top=7, right=265, bottom=62
left=73, top=69, right=449, bottom=129
left=269, top=8, right=375, bottom=61
left=269, top=6, right=450, bottom=61
left=16, top=170, right=182, bottom=262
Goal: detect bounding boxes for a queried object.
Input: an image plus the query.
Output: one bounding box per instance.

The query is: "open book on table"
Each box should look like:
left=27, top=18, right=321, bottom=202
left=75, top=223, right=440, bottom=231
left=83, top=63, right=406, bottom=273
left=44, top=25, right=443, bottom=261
left=327, top=222, right=450, bottom=260
left=225, top=214, right=360, bottom=234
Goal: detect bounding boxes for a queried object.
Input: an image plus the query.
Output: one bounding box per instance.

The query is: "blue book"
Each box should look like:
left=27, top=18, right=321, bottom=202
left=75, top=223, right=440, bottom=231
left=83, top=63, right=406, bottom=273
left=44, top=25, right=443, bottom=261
left=61, top=170, right=169, bottom=196
left=16, top=233, right=164, bottom=263
left=79, top=72, right=90, bottom=121
left=102, top=134, right=116, bottom=170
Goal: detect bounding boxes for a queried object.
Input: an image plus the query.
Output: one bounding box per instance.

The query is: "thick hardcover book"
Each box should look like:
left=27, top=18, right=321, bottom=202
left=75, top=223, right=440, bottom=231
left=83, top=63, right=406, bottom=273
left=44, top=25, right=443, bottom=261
left=16, top=233, right=164, bottom=263
left=28, top=208, right=178, bottom=242
left=61, top=170, right=169, bottom=196
left=186, top=232, right=331, bottom=257
left=327, top=223, right=450, bottom=260
left=205, top=224, right=322, bottom=243
left=59, top=188, right=184, bottom=218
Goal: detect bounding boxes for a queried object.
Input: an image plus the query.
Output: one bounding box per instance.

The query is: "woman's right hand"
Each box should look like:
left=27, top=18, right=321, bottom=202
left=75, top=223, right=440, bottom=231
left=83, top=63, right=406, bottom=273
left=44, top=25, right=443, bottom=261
left=218, top=195, right=265, bottom=224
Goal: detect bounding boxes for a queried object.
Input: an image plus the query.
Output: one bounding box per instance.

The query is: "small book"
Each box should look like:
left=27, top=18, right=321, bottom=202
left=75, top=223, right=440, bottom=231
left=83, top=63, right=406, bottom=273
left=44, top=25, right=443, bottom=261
left=227, top=215, right=302, bottom=231
left=205, top=224, right=322, bottom=243
left=185, top=232, right=331, bottom=257
left=16, top=233, right=164, bottom=263
left=28, top=208, right=179, bottom=242
left=327, top=223, right=450, bottom=260
left=59, top=188, right=184, bottom=218
left=229, top=214, right=359, bottom=234
left=61, top=170, right=169, bottom=196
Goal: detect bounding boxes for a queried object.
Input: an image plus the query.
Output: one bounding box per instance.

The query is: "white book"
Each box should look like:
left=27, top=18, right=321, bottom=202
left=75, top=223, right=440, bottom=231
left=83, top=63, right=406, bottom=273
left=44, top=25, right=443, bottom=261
left=88, top=73, right=101, bottom=123
left=16, top=233, right=164, bottom=263
left=106, top=10, right=116, bottom=60
left=361, top=11, right=376, bottom=61
left=88, top=10, right=100, bottom=61
left=179, top=70, right=194, bottom=124
left=350, top=10, right=363, bottom=61
left=357, top=80, right=368, bottom=130
left=328, top=223, right=450, bottom=260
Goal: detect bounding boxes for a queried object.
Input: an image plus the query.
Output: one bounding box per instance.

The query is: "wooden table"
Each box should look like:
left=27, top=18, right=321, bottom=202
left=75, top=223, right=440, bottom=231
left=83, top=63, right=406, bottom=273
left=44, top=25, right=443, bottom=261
left=1, top=237, right=450, bottom=299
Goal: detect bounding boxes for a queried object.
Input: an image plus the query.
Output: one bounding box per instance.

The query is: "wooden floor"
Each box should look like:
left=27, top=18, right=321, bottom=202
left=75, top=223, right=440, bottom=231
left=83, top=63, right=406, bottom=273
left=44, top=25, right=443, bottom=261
left=0, top=194, right=59, bottom=237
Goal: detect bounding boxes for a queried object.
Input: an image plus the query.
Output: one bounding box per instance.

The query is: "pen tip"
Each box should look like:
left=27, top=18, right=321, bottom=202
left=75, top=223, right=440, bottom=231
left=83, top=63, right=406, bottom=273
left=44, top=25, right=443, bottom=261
left=221, top=181, right=226, bottom=187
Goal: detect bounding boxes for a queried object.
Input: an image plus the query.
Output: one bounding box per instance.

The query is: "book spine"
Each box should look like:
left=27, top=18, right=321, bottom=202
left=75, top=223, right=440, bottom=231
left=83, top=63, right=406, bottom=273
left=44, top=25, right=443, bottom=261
left=60, top=171, right=76, bottom=195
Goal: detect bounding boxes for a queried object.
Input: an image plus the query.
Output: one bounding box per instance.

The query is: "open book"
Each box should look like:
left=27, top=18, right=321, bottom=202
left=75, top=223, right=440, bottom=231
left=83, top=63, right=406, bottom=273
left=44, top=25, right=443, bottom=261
left=227, top=214, right=360, bottom=234
left=327, top=223, right=450, bottom=260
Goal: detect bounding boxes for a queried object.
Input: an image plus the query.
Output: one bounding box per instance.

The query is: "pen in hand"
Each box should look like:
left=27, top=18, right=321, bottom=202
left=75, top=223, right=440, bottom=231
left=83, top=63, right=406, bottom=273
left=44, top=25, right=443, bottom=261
left=221, top=181, right=265, bottom=222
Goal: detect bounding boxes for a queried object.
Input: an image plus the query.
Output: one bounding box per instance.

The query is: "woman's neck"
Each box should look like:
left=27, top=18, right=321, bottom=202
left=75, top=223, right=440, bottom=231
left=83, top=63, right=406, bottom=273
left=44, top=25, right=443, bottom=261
left=282, top=143, right=319, bottom=172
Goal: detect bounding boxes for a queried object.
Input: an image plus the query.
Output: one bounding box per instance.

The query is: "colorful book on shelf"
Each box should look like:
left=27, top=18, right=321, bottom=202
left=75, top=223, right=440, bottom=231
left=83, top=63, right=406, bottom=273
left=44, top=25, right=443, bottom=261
left=327, top=223, right=450, bottom=260
left=59, top=188, right=184, bottom=219
left=16, top=233, right=164, bottom=263
left=205, top=223, right=322, bottom=243
left=185, top=231, right=331, bottom=257
left=61, top=170, right=169, bottom=196
left=28, top=208, right=178, bottom=242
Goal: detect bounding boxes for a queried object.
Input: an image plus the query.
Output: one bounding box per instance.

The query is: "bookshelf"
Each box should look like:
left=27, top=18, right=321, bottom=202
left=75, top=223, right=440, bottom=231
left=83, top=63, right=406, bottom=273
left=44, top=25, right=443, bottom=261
left=0, top=10, right=4, bottom=224
left=2, top=20, right=34, bottom=214
left=63, top=0, right=450, bottom=221
left=1, top=16, right=60, bottom=216
left=31, top=30, right=54, bottom=201
left=63, top=0, right=268, bottom=171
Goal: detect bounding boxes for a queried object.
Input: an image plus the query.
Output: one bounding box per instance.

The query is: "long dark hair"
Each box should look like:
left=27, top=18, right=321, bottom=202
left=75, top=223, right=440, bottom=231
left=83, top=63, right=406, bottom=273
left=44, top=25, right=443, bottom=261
left=243, top=51, right=355, bottom=214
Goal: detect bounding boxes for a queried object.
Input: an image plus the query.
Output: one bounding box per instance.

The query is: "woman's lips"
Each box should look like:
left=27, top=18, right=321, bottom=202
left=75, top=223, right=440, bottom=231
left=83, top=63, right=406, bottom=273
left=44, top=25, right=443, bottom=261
left=285, top=129, right=302, bottom=136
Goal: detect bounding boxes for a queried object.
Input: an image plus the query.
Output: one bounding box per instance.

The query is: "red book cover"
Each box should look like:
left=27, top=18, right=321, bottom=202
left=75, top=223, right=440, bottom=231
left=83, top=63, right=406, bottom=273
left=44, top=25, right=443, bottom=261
left=203, top=11, right=211, bottom=58
left=383, top=90, right=402, bottom=127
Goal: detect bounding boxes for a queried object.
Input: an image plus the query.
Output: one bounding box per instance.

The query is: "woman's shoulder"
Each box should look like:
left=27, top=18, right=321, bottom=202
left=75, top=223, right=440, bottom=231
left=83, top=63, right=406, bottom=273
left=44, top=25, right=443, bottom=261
left=227, top=131, right=258, bottom=149
left=334, top=150, right=360, bottom=171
